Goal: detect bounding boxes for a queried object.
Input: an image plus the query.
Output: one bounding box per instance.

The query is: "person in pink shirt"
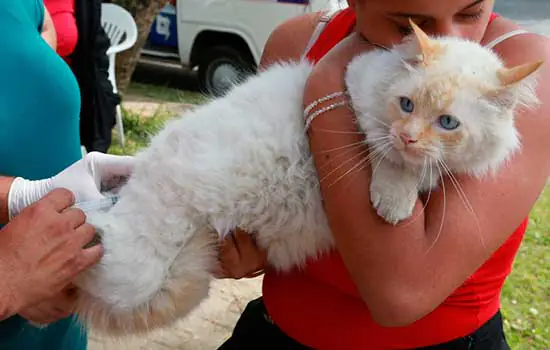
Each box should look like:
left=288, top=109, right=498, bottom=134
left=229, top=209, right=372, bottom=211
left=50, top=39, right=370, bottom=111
left=43, top=0, right=78, bottom=60
left=45, top=0, right=121, bottom=154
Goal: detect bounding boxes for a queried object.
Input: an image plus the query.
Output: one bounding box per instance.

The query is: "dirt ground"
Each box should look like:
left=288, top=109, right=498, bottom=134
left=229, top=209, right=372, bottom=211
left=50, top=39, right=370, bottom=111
left=88, top=277, right=262, bottom=350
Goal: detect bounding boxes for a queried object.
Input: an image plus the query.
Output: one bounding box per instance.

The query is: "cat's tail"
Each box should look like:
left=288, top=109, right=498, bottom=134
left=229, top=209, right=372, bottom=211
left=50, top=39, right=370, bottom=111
left=72, top=208, right=217, bottom=336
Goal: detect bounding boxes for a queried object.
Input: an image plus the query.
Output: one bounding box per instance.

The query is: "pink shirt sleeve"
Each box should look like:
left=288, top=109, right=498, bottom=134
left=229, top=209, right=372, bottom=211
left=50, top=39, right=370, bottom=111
left=43, top=0, right=78, bottom=58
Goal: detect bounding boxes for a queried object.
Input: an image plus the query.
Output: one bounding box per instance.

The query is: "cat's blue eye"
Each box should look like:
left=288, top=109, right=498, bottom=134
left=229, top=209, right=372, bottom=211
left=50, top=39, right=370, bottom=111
left=399, top=97, right=414, bottom=113
left=438, top=115, right=460, bottom=130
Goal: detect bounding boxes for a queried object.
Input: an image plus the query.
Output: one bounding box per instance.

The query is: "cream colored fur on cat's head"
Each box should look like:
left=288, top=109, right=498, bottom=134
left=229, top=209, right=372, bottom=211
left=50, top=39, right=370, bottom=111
left=347, top=20, right=543, bottom=177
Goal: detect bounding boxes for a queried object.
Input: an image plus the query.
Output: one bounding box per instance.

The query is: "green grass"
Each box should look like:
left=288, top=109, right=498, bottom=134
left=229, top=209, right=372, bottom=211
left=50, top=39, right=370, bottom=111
left=110, top=83, right=549, bottom=348
left=107, top=108, right=173, bottom=156
left=126, top=82, right=208, bottom=105
left=108, top=82, right=208, bottom=155
left=501, top=187, right=550, bottom=349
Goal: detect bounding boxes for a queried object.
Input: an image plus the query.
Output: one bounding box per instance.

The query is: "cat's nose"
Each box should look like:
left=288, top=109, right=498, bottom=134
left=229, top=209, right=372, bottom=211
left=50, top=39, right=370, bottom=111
left=399, top=132, right=417, bottom=144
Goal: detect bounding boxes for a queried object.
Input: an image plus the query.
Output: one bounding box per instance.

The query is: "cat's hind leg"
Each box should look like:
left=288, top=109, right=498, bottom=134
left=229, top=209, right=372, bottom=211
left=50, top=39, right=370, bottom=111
left=73, top=212, right=217, bottom=335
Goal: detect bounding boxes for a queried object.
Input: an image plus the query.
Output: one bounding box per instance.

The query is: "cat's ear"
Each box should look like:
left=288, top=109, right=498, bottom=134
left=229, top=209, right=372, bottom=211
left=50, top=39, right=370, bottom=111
left=406, top=19, right=440, bottom=66
left=498, top=60, right=544, bottom=87
left=489, top=60, right=544, bottom=110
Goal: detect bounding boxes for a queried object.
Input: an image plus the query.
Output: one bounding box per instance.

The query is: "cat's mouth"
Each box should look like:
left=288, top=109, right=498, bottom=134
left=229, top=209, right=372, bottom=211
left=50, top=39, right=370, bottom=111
left=394, top=142, right=427, bottom=164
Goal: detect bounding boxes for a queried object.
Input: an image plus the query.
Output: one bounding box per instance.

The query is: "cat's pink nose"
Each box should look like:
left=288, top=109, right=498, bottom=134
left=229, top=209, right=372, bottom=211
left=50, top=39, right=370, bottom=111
left=399, top=132, right=417, bottom=144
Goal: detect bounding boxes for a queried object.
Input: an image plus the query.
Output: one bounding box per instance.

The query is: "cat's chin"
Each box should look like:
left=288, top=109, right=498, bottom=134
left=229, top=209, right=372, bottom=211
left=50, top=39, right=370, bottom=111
left=380, top=148, right=403, bottom=165
left=397, top=149, right=428, bottom=167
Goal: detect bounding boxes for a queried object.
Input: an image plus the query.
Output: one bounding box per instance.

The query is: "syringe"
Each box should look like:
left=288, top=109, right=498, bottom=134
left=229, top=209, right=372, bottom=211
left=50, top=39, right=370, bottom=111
left=73, top=195, right=120, bottom=213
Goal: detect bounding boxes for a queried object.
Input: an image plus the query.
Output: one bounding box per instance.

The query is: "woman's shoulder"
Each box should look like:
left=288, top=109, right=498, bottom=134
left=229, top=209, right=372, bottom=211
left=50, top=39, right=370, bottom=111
left=481, top=16, right=550, bottom=197
left=259, top=11, right=325, bottom=68
left=483, top=16, right=550, bottom=66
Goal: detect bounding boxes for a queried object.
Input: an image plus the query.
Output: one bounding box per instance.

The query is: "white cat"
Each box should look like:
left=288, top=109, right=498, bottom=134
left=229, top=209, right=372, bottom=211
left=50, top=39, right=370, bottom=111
left=73, top=22, right=542, bottom=334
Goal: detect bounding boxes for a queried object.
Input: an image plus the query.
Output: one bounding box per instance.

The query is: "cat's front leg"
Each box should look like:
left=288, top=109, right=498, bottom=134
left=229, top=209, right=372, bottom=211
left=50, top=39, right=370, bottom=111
left=370, top=160, right=419, bottom=225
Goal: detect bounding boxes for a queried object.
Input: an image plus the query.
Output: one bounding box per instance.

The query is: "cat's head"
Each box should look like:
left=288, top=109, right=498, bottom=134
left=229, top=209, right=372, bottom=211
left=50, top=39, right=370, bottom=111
left=348, top=20, right=543, bottom=176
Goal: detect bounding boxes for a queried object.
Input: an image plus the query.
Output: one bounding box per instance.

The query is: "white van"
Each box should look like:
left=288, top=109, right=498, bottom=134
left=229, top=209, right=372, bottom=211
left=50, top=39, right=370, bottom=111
left=141, top=0, right=345, bottom=95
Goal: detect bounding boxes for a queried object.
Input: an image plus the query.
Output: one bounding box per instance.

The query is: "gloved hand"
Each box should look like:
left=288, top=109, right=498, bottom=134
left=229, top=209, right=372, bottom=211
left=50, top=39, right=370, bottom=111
left=7, top=152, right=134, bottom=220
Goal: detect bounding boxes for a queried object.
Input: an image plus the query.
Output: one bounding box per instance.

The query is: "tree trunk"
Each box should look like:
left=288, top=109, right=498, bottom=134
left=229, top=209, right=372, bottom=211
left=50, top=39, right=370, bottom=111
left=111, top=0, right=171, bottom=95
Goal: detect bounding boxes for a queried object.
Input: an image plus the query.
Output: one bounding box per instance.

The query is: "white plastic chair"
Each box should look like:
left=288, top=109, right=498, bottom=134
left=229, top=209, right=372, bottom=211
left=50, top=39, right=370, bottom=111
left=101, top=3, right=138, bottom=147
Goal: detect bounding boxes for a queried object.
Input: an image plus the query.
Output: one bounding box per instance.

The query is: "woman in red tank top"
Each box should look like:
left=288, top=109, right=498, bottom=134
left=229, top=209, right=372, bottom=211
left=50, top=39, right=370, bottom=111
left=217, top=1, right=550, bottom=349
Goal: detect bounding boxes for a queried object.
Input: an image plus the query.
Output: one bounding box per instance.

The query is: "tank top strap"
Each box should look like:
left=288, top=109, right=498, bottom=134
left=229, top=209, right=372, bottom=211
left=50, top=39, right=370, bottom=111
left=484, top=12, right=532, bottom=49
left=485, top=29, right=531, bottom=49
left=301, top=9, right=339, bottom=59
left=304, top=8, right=356, bottom=63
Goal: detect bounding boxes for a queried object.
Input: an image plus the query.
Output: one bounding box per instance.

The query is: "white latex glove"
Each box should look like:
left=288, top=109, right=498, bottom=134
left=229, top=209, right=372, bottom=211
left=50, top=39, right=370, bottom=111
left=8, top=152, right=134, bottom=220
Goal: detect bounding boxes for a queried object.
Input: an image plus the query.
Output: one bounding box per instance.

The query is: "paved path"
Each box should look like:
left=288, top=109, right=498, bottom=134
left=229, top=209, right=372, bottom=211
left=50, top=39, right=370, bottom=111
left=122, top=99, right=194, bottom=118
left=89, top=277, right=262, bottom=350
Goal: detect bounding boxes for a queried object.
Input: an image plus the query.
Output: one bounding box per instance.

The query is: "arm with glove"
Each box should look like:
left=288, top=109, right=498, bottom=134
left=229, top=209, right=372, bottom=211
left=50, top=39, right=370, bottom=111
left=2, top=152, right=133, bottom=222
left=0, top=152, right=133, bottom=321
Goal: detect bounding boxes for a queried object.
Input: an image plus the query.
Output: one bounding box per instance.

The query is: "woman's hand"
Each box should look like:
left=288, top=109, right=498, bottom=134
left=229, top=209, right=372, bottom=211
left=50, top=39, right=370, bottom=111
left=215, top=229, right=268, bottom=279
left=19, top=285, right=78, bottom=327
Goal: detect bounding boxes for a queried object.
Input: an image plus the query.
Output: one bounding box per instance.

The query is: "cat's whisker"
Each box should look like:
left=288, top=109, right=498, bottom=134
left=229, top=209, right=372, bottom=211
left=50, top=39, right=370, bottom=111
left=329, top=152, right=373, bottom=189
left=334, top=142, right=394, bottom=191
left=363, top=112, right=392, bottom=128
left=317, top=140, right=367, bottom=155
left=366, top=135, right=394, bottom=145
left=424, top=161, right=447, bottom=256
left=308, top=128, right=367, bottom=135
left=438, top=160, right=485, bottom=248
left=369, top=145, right=395, bottom=180
left=339, top=142, right=395, bottom=191
left=320, top=148, right=371, bottom=184
left=364, top=143, right=396, bottom=161
left=437, top=161, right=474, bottom=214
left=318, top=142, right=391, bottom=177
left=327, top=143, right=393, bottom=189
left=317, top=135, right=391, bottom=157
left=339, top=153, right=379, bottom=192
left=366, top=142, right=394, bottom=165
left=318, top=144, right=368, bottom=172
left=398, top=158, right=434, bottom=228
left=366, top=133, right=394, bottom=141
left=320, top=137, right=391, bottom=182
left=360, top=140, right=393, bottom=164
left=416, top=158, right=428, bottom=189
left=424, top=160, right=435, bottom=212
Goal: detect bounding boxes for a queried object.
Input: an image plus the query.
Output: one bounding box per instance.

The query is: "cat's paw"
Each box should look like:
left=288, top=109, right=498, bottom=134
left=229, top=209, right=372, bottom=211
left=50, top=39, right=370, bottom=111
left=370, top=182, right=416, bottom=225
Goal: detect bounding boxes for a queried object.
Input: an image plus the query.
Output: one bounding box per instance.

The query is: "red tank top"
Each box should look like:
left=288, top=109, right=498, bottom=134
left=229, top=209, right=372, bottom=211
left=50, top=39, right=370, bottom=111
left=263, top=10, right=527, bottom=349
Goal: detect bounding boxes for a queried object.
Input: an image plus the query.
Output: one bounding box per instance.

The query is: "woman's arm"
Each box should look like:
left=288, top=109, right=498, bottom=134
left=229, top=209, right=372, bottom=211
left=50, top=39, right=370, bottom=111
left=0, top=153, right=133, bottom=225
left=303, top=32, right=550, bottom=327
left=260, top=11, right=323, bottom=68
left=41, top=5, right=57, bottom=51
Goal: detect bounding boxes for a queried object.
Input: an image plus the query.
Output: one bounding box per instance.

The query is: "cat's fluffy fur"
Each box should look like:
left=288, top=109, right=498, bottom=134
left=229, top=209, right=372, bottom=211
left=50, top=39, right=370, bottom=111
left=73, top=24, right=542, bottom=334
